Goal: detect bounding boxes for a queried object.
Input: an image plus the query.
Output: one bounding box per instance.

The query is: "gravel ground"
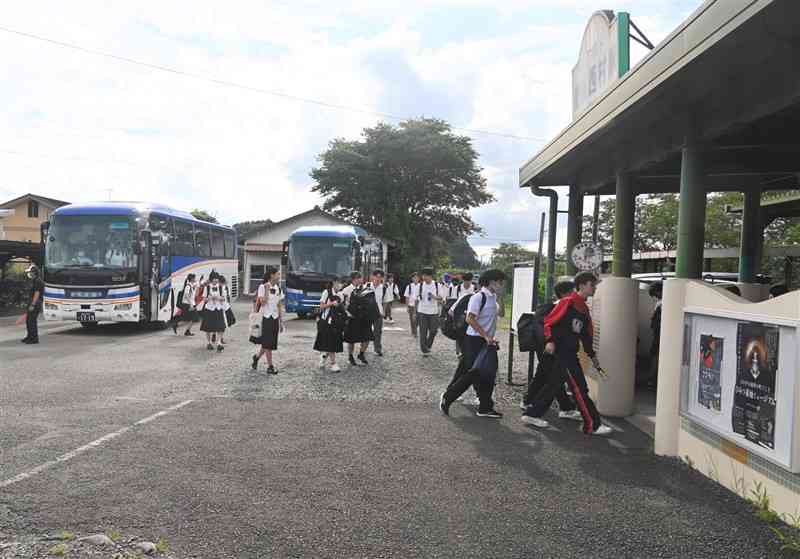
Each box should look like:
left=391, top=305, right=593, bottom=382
left=0, top=301, right=793, bottom=558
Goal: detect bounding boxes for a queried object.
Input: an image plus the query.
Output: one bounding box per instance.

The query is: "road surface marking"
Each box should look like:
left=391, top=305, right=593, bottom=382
left=0, top=400, right=193, bottom=489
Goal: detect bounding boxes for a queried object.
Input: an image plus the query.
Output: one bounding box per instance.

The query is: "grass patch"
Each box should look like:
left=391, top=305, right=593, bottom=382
left=108, top=530, right=123, bottom=542
left=48, top=543, right=69, bottom=556
left=155, top=538, right=170, bottom=554
left=56, top=531, right=75, bottom=541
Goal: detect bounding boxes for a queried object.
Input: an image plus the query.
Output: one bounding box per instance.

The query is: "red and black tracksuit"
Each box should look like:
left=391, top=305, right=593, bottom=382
left=522, top=302, right=575, bottom=413
left=534, top=292, right=603, bottom=434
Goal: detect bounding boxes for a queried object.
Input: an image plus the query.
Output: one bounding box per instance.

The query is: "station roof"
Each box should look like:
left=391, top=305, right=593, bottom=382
left=519, top=0, right=800, bottom=196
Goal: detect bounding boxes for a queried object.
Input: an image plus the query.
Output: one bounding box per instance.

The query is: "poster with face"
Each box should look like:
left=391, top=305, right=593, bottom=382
left=698, top=335, right=723, bottom=412
left=733, top=323, right=779, bottom=450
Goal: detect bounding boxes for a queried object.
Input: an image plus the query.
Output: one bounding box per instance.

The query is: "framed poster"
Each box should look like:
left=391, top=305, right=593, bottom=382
left=681, top=310, right=798, bottom=472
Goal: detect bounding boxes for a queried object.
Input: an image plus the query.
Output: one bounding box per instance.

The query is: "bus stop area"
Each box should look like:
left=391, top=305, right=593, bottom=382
left=520, top=0, right=800, bottom=518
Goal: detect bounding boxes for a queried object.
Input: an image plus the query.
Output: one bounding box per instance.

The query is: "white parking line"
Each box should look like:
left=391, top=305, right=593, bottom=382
left=0, top=400, right=193, bottom=489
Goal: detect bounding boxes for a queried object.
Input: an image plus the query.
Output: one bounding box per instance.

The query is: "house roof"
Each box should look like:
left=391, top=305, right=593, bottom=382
left=0, top=193, right=70, bottom=210
left=241, top=206, right=389, bottom=244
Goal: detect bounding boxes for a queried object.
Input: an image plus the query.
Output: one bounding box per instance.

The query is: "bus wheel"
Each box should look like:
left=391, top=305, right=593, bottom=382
left=80, top=321, right=99, bottom=329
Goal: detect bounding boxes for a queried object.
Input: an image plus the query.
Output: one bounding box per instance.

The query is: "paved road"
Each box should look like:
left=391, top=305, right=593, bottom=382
left=0, top=301, right=789, bottom=558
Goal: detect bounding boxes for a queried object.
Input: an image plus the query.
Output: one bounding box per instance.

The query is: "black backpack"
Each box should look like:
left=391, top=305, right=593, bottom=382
left=518, top=302, right=554, bottom=353
left=442, top=292, right=488, bottom=341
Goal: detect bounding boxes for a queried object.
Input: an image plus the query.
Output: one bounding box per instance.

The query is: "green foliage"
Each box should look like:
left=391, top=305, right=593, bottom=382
left=155, top=537, right=170, bottom=554
left=57, top=532, right=75, bottom=541
left=108, top=530, right=122, bottom=542
left=190, top=209, right=219, bottom=224
left=311, top=118, right=494, bottom=274
left=48, top=543, right=68, bottom=556
left=233, top=219, right=273, bottom=240
left=448, top=236, right=481, bottom=269
left=490, top=242, right=536, bottom=282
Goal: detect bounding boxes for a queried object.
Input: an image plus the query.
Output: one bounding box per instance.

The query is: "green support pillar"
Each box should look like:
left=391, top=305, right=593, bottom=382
left=676, top=137, right=707, bottom=279
left=566, top=185, right=584, bottom=276
left=613, top=173, right=635, bottom=278
left=738, top=188, right=762, bottom=283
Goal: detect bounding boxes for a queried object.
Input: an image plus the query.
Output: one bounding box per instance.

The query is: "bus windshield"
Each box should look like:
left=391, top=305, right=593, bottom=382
left=288, top=236, right=353, bottom=277
left=46, top=214, right=137, bottom=270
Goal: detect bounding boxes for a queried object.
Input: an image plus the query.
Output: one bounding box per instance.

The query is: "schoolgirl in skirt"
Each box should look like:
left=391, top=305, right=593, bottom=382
left=171, top=273, right=199, bottom=336
left=219, top=275, right=236, bottom=345
left=340, top=271, right=374, bottom=367
left=314, top=278, right=345, bottom=372
left=250, top=266, right=284, bottom=374
left=200, top=272, right=227, bottom=352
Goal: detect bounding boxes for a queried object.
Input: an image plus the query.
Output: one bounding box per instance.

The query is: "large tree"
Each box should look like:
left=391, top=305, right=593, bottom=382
left=490, top=242, right=537, bottom=282
left=311, top=118, right=494, bottom=273
left=233, top=219, right=273, bottom=240
left=191, top=209, right=219, bottom=224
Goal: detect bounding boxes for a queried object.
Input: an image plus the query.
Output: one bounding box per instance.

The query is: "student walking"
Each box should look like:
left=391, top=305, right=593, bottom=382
left=21, top=264, right=44, bottom=345
left=199, top=272, right=227, bottom=352
left=404, top=273, right=420, bottom=338
left=251, top=267, right=284, bottom=374
left=439, top=269, right=507, bottom=418
left=417, top=268, right=444, bottom=356
left=383, top=274, right=400, bottom=323
left=314, top=278, right=345, bottom=372
left=450, top=272, right=476, bottom=357
left=520, top=280, right=580, bottom=423
left=368, top=270, right=386, bottom=356
left=341, top=271, right=374, bottom=366
left=219, top=275, right=235, bottom=345
left=537, top=272, right=612, bottom=436
left=171, top=273, right=200, bottom=336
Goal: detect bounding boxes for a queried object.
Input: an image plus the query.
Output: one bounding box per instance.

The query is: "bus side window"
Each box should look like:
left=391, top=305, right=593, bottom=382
left=211, top=229, right=225, bottom=258
left=223, top=232, right=236, bottom=259
left=173, top=220, right=195, bottom=256
left=195, top=225, right=211, bottom=257
left=149, top=214, right=172, bottom=255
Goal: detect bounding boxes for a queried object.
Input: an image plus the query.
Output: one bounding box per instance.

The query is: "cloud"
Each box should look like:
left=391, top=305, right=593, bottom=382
left=0, top=0, right=702, bottom=244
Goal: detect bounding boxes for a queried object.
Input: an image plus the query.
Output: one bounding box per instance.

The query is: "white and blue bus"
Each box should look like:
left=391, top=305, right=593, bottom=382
left=41, top=202, right=238, bottom=326
left=282, top=225, right=384, bottom=318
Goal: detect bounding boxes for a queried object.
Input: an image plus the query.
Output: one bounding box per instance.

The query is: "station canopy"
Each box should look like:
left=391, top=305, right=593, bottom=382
left=519, top=0, right=800, bottom=196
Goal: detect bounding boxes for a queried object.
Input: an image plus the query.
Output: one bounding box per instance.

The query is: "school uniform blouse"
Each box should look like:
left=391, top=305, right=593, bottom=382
left=404, top=283, right=420, bottom=305
left=203, top=284, right=226, bottom=311
left=383, top=283, right=399, bottom=303
left=319, top=289, right=340, bottom=321
left=257, top=282, right=283, bottom=319
left=182, top=283, right=197, bottom=309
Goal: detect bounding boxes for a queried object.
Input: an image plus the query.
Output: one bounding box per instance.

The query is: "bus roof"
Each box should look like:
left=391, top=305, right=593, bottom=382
left=290, top=225, right=365, bottom=238
left=52, top=202, right=232, bottom=230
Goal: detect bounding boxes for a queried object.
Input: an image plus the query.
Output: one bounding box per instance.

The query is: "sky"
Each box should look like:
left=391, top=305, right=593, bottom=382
left=0, top=0, right=702, bottom=258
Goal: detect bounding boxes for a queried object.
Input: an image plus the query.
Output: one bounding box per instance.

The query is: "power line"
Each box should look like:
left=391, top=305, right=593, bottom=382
left=0, top=24, right=546, bottom=143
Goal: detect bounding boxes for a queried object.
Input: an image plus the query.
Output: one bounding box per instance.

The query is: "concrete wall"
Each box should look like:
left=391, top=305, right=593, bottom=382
left=656, top=280, right=800, bottom=518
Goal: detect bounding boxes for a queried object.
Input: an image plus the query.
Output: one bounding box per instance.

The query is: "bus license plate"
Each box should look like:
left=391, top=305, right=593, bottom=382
left=77, top=311, right=96, bottom=322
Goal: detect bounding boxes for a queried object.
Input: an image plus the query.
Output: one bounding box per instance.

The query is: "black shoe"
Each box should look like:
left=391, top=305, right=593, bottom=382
left=23, top=338, right=39, bottom=345
left=20, top=337, right=30, bottom=343
left=172, top=322, right=178, bottom=335
left=217, top=345, right=224, bottom=352
left=349, top=354, right=358, bottom=366
left=251, top=355, right=259, bottom=370
left=439, top=392, right=450, bottom=416
left=375, top=350, right=383, bottom=357
left=206, top=343, right=214, bottom=350
left=267, top=365, right=277, bottom=375
left=358, top=353, right=368, bottom=365
left=476, top=409, right=503, bottom=418
left=185, top=330, right=194, bottom=337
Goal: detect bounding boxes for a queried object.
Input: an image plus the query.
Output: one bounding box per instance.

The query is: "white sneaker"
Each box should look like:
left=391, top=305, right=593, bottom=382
left=558, top=410, right=582, bottom=421
left=521, top=415, right=549, bottom=428
left=589, top=425, right=614, bottom=436
left=319, top=355, right=327, bottom=369
left=329, top=364, right=341, bottom=373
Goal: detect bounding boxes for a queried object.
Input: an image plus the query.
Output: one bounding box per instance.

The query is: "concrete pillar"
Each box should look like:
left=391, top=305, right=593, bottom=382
left=613, top=173, right=635, bottom=278
left=655, top=278, right=689, bottom=456
left=587, top=277, right=639, bottom=417
left=566, top=185, right=584, bottom=276
left=739, top=188, right=762, bottom=283
left=675, top=137, right=707, bottom=279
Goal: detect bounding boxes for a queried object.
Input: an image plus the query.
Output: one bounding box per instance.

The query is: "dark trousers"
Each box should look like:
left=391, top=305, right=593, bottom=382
left=527, top=352, right=600, bottom=432
left=26, top=308, right=40, bottom=341
left=523, top=352, right=575, bottom=411
left=443, top=335, right=495, bottom=412
left=418, top=313, right=438, bottom=353
left=372, top=315, right=383, bottom=353
left=407, top=306, right=418, bottom=337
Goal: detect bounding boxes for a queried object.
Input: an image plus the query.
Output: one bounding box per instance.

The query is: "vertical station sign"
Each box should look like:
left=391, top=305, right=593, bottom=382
left=572, top=10, right=631, bottom=119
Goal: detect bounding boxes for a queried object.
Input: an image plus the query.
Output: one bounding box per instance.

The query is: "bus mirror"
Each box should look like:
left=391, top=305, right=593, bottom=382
left=40, top=222, right=49, bottom=243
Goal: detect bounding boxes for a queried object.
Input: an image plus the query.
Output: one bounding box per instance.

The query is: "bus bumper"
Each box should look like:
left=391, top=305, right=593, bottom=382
left=42, top=297, right=141, bottom=323
left=285, top=290, right=320, bottom=315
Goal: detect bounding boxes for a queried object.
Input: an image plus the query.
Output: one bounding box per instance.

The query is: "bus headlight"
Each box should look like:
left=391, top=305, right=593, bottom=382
left=114, top=303, right=133, bottom=311
left=45, top=303, right=58, bottom=311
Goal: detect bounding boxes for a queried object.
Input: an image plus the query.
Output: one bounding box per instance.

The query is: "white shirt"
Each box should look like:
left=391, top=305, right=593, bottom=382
left=181, top=283, right=197, bottom=310
left=203, top=283, right=226, bottom=312
left=369, top=282, right=386, bottom=316
left=466, top=287, right=498, bottom=338
left=383, top=282, right=399, bottom=303
left=404, top=283, right=420, bottom=305
left=449, top=283, right=477, bottom=317
left=257, top=282, right=283, bottom=319
left=222, top=285, right=232, bottom=311
left=319, top=289, right=340, bottom=321
left=417, top=281, right=444, bottom=316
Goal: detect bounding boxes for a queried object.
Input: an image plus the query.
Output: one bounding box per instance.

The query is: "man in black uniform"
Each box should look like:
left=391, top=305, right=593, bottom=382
left=22, top=264, right=44, bottom=345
